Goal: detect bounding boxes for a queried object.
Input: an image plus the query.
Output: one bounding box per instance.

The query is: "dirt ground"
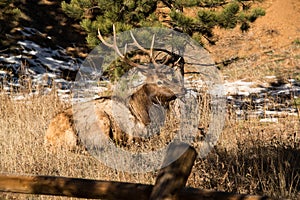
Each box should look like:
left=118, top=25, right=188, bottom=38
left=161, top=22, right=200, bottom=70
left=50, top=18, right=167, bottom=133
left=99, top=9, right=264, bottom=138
left=208, top=0, right=300, bottom=71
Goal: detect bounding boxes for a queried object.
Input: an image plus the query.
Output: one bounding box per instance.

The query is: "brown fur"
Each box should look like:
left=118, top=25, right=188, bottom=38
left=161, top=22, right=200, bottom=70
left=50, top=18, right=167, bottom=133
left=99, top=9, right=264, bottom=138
left=45, top=68, right=184, bottom=150
left=44, top=108, right=77, bottom=150
left=45, top=97, right=138, bottom=150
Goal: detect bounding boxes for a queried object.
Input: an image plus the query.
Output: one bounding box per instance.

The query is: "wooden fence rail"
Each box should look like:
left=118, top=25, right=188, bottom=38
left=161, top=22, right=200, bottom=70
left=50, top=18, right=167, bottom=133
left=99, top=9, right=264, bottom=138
left=0, top=174, right=272, bottom=200
left=0, top=142, right=276, bottom=200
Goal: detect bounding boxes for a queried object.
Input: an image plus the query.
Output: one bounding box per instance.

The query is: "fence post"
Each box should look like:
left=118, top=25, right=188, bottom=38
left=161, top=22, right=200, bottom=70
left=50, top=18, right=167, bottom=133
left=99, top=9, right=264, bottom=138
left=150, top=141, right=197, bottom=200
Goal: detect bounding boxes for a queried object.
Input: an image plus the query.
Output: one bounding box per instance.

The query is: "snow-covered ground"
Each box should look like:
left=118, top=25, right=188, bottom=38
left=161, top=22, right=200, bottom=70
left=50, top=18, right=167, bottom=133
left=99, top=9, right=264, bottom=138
left=1, top=27, right=299, bottom=122
left=0, top=27, right=81, bottom=95
left=224, top=79, right=300, bottom=121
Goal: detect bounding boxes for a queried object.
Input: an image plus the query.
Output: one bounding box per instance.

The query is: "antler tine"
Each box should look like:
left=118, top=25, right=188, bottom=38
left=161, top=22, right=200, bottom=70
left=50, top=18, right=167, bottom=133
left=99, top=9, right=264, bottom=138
left=150, top=34, right=155, bottom=59
left=98, top=25, right=142, bottom=68
left=124, top=43, right=128, bottom=56
left=174, top=57, right=182, bottom=66
left=130, top=31, right=149, bottom=53
left=130, top=31, right=162, bottom=69
left=97, top=28, right=113, bottom=48
left=154, top=51, right=171, bottom=66
left=97, top=25, right=125, bottom=59
left=112, top=25, right=125, bottom=59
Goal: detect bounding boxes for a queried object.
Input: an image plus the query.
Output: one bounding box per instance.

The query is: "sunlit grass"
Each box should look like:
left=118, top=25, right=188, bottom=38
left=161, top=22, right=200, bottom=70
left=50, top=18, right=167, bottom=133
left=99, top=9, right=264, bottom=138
left=0, top=86, right=299, bottom=199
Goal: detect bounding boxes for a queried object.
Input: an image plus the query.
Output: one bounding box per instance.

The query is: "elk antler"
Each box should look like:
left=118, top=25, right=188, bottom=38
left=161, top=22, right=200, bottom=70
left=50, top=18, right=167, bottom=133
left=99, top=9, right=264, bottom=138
left=98, top=25, right=169, bottom=71
left=98, top=25, right=185, bottom=84
left=129, top=31, right=184, bottom=72
left=129, top=31, right=162, bottom=68
left=98, top=25, right=140, bottom=68
left=97, top=25, right=124, bottom=59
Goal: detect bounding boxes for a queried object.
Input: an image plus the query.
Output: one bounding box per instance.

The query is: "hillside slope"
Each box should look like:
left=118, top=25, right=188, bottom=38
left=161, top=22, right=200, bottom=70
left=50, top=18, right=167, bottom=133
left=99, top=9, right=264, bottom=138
left=208, top=0, right=300, bottom=81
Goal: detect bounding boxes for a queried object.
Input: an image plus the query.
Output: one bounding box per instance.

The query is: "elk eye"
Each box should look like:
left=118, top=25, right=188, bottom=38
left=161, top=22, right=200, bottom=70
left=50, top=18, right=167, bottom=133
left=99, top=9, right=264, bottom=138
left=157, top=80, right=163, bottom=85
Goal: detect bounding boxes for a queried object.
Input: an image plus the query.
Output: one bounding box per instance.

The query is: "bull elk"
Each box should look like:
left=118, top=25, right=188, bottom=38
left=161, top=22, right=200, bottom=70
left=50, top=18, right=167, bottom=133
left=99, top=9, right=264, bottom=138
left=45, top=25, right=186, bottom=151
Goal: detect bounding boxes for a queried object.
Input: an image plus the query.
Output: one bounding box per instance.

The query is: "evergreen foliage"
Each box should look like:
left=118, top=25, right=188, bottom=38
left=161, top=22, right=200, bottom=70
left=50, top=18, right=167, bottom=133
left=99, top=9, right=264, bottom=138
left=62, top=0, right=265, bottom=80
left=61, top=0, right=265, bottom=48
left=0, top=0, right=20, bottom=20
left=0, top=0, right=21, bottom=35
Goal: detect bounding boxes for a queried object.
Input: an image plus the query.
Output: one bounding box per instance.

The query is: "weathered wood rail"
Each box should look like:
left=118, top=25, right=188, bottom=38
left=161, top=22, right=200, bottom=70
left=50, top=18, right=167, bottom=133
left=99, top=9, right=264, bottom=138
left=0, top=142, right=275, bottom=200
left=0, top=174, right=272, bottom=200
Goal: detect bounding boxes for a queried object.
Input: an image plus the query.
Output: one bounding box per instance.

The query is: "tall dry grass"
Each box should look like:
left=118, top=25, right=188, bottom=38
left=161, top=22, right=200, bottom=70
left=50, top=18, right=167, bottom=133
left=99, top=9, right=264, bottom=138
left=0, top=86, right=299, bottom=199
left=0, top=89, right=157, bottom=199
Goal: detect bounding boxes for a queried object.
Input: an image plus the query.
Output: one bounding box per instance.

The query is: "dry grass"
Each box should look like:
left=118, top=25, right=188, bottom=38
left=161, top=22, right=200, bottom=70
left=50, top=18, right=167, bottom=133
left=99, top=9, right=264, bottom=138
left=190, top=114, right=300, bottom=199
left=0, top=42, right=299, bottom=199
left=0, top=85, right=299, bottom=200
left=0, top=90, right=157, bottom=200
left=219, top=44, right=300, bottom=82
